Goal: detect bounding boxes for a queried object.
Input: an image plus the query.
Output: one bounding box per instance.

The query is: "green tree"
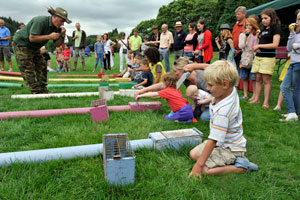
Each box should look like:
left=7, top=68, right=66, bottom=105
left=133, top=19, right=156, bottom=38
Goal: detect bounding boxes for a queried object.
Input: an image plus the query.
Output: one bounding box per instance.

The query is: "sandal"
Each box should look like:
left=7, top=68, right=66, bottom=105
left=262, top=104, right=269, bottom=109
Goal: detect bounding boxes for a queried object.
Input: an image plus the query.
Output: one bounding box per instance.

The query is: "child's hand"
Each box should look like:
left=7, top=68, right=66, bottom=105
left=188, top=163, right=203, bottom=179
left=215, top=37, right=219, bottom=43
left=183, top=64, right=194, bottom=72
left=293, top=43, right=297, bottom=51
left=133, top=85, right=138, bottom=89
left=252, top=44, right=260, bottom=52
left=256, top=29, right=261, bottom=36
left=104, top=55, right=106, bottom=59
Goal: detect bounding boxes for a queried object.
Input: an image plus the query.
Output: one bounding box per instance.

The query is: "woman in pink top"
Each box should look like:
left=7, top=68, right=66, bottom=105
left=184, top=23, right=198, bottom=61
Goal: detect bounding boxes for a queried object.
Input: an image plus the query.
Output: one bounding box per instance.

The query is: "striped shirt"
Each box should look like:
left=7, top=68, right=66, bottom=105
left=208, top=88, right=246, bottom=152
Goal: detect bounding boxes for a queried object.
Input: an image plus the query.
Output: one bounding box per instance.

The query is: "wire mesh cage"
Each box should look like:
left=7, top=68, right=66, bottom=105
left=103, top=133, right=135, bottom=185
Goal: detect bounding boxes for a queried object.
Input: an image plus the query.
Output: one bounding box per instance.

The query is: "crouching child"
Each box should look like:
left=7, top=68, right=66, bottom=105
left=135, top=72, right=193, bottom=123
left=189, top=60, right=258, bottom=179
left=186, top=85, right=213, bottom=121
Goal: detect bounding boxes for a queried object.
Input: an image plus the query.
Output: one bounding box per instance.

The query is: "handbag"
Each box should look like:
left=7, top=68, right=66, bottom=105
left=240, top=35, right=256, bottom=69
left=120, top=39, right=130, bottom=54
left=227, top=49, right=237, bottom=68
left=122, top=49, right=128, bottom=54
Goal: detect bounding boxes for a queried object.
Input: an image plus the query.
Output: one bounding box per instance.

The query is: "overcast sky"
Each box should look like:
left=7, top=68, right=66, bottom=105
left=1, top=0, right=173, bottom=36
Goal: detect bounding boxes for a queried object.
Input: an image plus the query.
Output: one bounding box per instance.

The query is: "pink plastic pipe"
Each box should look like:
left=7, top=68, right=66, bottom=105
left=0, top=107, right=92, bottom=120
left=107, top=105, right=130, bottom=112
left=0, top=102, right=162, bottom=120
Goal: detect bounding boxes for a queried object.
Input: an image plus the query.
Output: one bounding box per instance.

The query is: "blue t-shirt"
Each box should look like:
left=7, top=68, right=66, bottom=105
left=94, top=42, right=105, bottom=54
left=0, top=26, right=11, bottom=45
left=141, top=71, right=153, bottom=87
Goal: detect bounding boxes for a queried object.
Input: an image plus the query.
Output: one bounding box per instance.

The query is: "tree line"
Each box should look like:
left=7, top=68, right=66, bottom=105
left=1, top=0, right=273, bottom=52
left=132, top=0, right=273, bottom=47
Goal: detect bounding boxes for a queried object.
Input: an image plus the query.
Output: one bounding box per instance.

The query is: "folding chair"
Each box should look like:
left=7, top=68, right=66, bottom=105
left=275, top=46, right=288, bottom=76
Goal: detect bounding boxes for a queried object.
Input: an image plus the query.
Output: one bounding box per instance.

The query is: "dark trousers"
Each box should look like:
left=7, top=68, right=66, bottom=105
left=234, top=52, right=242, bottom=74
left=193, top=104, right=202, bottom=118
left=104, top=52, right=111, bottom=70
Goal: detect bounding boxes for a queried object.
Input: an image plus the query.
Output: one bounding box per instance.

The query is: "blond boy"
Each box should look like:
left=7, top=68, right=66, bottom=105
left=189, top=60, right=258, bottom=179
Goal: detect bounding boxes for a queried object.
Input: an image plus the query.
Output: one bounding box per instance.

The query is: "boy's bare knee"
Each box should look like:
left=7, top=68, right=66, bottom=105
left=189, top=149, right=200, bottom=160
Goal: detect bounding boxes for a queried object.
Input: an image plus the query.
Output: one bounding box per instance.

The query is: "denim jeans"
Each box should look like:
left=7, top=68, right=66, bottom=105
left=159, top=48, right=170, bottom=72
left=183, top=51, right=194, bottom=61
left=280, top=62, right=300, bottom=115
left=94, top=53, right=104, bottom=69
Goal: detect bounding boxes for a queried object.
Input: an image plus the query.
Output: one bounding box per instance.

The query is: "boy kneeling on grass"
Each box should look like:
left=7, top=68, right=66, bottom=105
left=135, top=72, right=194, bottom=123
left=189, top=60, right=258, bottom=179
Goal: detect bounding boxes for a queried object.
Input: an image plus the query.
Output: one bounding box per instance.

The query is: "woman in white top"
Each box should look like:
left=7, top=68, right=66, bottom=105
left=116, top=32, right=129, bottom=72
left=103, top=33, right=115, bottom=70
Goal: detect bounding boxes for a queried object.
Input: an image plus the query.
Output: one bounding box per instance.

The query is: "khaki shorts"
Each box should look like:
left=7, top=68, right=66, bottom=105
left=74, top=48, right=85, bottom=63
left=0, top=45, right=11, bottom=62
left=251, top=56, right=276, bottom=75
left=194, top=140, right=245, bottom=168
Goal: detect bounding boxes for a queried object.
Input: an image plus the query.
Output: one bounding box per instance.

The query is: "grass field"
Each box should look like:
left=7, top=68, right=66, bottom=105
left=0, top=53, right=299, bottom=199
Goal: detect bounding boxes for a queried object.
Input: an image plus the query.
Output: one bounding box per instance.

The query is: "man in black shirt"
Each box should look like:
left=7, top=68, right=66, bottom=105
left=173, top=21, right=187, bottom=59
left=147, top=25, right=161, bottom=48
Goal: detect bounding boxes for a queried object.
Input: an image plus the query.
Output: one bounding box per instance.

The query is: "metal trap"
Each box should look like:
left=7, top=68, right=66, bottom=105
left=149, top=128, right=203, bottom=150
left=103, top=133, right=135, bottom=185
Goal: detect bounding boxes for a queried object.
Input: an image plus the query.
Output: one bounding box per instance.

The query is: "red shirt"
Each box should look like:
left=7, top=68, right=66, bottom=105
left=195, top=30, right=213, bottom=63
left=232, top=19, right=246, bottom=50
left=62, top=49, right=72, bottom=60
left=158, top=87, right=189, bottom=112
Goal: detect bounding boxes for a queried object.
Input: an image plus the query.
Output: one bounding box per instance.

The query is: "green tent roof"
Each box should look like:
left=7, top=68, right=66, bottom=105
left=247, top=0, right=300, bottom=16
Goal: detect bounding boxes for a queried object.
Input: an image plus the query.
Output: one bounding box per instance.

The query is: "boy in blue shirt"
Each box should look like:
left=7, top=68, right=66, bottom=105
left=133, top=59, right=153, bottom=88
left=0, top=19, right=12, bottom=72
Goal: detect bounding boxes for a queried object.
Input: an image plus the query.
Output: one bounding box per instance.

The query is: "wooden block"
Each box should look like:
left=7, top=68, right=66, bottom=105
left=90, top=105, right=109, bottom=122
left=128, top=102, right=162, bottom=112
left=91, top=99, right=107, bottom=107
left=99, top=86, right=109, bottom=99
left=119, top=89, right=136, bottom=97
left=103, top=91, right=114, bottom=101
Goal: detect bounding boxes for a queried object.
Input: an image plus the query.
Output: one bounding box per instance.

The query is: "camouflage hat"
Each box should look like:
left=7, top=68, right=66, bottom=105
left=48, top=7, right=72, bottom=24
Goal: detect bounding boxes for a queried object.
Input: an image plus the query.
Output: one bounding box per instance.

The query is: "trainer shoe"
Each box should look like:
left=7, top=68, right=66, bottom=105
left=280, top=113, right=298, bottom=122
left=281, top=113, right=289, bottom=117
left=8, top=68, right=13, bottom=72
left=0, top=68, right=3, bottom=71
left=235, top=157, right=258, bottom=173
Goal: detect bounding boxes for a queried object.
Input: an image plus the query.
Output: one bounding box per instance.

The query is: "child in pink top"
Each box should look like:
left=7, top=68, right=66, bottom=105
left=62, top=44, right=72, bottom=72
